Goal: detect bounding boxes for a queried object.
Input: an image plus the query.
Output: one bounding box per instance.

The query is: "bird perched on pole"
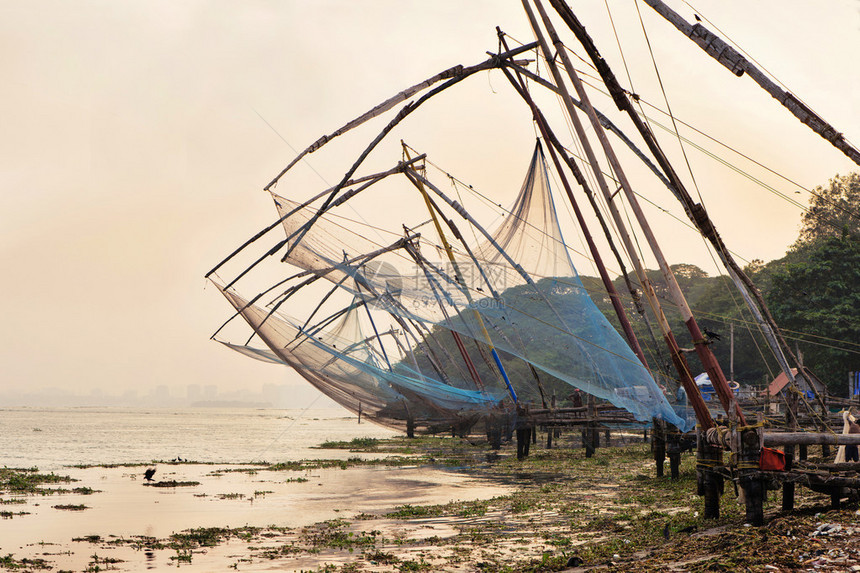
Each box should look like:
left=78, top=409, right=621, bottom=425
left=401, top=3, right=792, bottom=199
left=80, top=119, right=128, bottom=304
left=703, top=328, right=721, bottom=342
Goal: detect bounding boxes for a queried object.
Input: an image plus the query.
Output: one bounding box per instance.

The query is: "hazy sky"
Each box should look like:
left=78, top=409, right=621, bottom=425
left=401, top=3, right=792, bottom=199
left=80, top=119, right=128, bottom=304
left=2, top=0, right=858, bottom=399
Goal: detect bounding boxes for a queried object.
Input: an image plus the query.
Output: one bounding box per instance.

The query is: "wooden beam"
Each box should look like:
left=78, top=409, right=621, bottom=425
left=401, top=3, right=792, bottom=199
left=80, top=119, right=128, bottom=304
left=764, top=432, right=860, bottom=446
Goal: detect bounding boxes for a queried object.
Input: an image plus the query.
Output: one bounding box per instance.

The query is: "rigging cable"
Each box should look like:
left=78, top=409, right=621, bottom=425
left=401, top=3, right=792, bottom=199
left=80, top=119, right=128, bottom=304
left=634, top=0, right=705, bottom=204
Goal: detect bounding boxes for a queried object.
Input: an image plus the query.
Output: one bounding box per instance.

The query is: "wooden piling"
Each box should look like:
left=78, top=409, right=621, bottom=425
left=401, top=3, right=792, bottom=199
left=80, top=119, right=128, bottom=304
left=697, top=427, right=724, bottom=519
left=489, top=425, right=501, bottom=450
left=783, top=388, right=797, bottom=510
left=652, top=419, right=666, bottom=477
left=516, top=405, right=532, bottom=460
left=737, top=414, right=765, bottom=526
left=667, top=431, right=682, bottom=480
left=583, top=394, right=598, bottom=457
left=516, top=426, right=532, bottom=460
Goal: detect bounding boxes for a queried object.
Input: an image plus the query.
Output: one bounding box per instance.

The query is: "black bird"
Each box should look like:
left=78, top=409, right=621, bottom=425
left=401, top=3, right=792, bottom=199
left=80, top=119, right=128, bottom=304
left=143, top=467, right=156, bottom=481
left=694, top=14, right=702, bottom=22
left=703, top=328, right=721, bottom=341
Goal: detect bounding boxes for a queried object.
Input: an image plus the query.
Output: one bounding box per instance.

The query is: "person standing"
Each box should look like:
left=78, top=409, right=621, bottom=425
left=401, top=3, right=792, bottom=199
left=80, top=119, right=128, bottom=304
left=846, top=411, right=860, bottom=463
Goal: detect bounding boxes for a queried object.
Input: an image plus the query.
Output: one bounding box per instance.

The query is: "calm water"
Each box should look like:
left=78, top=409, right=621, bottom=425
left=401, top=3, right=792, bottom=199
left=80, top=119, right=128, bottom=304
left=0, top=407, right=508, bottom=572
left=0, top=406, right=399, bottom=470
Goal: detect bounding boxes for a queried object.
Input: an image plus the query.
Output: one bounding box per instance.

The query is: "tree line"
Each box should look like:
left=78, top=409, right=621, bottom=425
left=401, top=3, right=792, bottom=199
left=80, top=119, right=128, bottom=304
left=585, top=173, right=859, bottom=396
left=397, top=173, right=858, bottom=402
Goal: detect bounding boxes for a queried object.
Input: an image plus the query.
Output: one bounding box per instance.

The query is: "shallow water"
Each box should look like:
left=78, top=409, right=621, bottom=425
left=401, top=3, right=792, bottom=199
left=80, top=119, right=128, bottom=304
left=0, top=406, right=398, bottom=470
left=0, top=407, right=510, bottom=571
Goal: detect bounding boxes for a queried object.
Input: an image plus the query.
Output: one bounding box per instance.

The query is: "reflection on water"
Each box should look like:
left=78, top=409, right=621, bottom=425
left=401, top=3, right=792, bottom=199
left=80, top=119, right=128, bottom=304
left=0, top=407, right=510, bottom=572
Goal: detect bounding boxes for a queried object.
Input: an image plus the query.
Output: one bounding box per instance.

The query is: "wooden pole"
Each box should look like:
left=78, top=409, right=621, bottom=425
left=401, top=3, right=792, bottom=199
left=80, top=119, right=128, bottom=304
left=539, top=0, right=742, bottom=425
left=264, top=42, right=538, bottom=191
left=520, top=0, right=715, bottom=429
left=697, top=427, right=723, bottom=519
left=547, top=393, right=557, bottom=449
left=764, top=433, right=860, bottom=446
left=667, top=430, right=681, bottom=480
left=737, top=414, right=765, bottom=526
left=783, top=385, right=797, bottom=510
left=641, top=0, right=860, bottom=168
left=850, top=371, right=856, bottom=407
left=552, top=0, right=829, bottom=424
left=653, top=419, right=666, bottom=477
left=730, top=323, right=735, bottom=384
left=496, top=46, right=652, bottom=373
left=585, top=394, right=598, bottom=457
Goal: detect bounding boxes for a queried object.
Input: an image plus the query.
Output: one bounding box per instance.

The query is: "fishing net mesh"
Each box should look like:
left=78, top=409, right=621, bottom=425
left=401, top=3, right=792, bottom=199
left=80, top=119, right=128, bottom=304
left=212, top=142, right=693, bottom=433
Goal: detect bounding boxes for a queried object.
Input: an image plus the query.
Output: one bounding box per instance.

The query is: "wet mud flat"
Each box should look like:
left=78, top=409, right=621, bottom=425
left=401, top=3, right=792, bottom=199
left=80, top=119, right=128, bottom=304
left=1, top=435, right=859, bottom=572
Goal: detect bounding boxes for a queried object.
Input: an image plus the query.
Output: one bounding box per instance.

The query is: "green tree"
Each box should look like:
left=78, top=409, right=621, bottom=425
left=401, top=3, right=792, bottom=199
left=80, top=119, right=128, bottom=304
left=766, top=234, right=860, bottom=395
left=794, top=172, right=860, bottom=247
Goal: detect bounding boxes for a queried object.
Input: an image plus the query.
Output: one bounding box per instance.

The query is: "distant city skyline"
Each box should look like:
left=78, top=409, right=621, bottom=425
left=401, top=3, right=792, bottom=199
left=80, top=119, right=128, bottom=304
left=0, top=382, right=338, bottom=410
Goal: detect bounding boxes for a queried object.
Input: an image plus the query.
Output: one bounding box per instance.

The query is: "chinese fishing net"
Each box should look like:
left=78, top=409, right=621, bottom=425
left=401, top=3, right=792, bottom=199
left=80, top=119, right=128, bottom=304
left=210, top=141, right=693, bottom=433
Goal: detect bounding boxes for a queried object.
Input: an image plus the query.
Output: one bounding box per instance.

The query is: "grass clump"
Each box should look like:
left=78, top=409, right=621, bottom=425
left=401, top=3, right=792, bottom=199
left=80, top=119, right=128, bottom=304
left=386, top=504, right=444, bottom=519
left=0, top=553, right=51, bottom=570
left=0, top=468, right=74, bottom=495
left=143, top=480, right=200, bottom=488
left=52, top=504, right=89, bottom=511
left=0, top=510, right=30, bottom=519
left=318, top=437, right=380, bottom=450
left=301, top=519, right=381, bottom=551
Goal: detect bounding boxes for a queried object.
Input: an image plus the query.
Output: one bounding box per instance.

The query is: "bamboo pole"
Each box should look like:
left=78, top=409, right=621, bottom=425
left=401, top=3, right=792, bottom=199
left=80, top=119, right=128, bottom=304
left=280, top=44, right=539, bottom=265
left=206, top=158, right=422, bottom=281
left=408, top=175, right=551, bottom=407
left=401, top=147, right=490, bottom=395
left=209, top=234, right=417, bottom=341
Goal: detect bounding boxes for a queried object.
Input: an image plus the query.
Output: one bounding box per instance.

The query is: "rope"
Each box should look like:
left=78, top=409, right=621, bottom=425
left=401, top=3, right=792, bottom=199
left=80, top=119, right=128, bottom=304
left=736, top=462, right=761, bottom=470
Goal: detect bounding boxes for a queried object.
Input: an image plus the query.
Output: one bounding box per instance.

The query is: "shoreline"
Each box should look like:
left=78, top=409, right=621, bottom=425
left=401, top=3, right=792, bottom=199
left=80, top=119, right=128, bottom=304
left=2, top=434, right=859, bottom=572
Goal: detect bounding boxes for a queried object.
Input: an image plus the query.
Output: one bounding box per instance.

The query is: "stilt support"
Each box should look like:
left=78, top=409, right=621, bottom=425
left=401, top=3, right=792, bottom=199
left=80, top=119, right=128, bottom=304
left=652, top=419, right=666, bottom=478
